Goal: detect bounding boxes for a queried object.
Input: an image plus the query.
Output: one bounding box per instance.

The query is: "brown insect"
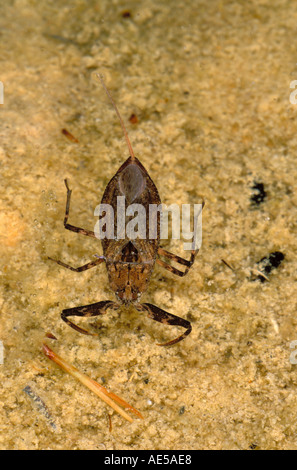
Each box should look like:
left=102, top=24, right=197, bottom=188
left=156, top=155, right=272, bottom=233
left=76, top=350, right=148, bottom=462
left=49, top=75, right=203, bottom=346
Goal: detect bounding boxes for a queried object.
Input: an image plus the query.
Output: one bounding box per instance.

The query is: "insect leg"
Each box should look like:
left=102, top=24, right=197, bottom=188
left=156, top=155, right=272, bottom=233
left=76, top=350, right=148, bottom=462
left=48, top=256, right=105, bottom=272
left=61, top=300, right=118, bottom=336
left=156, top=248, right=199, bottom=277
left=156, top=200, right=204, bottom=276
left=63, top=179, right=96, bottom=238
left=137, top=303, right=192, bottom=346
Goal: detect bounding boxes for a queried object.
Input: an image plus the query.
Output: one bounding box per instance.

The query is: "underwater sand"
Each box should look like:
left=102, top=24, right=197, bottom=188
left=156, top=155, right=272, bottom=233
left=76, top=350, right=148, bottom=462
left=0, top=0, right=297, bottom=450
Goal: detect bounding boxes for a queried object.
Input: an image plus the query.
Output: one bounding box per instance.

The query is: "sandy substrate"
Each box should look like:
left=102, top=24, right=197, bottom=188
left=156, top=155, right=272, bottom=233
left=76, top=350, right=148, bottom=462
left=0, top=0, right=297, bottom=450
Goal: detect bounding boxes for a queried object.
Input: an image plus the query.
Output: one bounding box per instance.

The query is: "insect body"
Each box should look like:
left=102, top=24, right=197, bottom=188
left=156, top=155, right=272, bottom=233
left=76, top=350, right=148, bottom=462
left=101, top=154, right=160, bottom=304
left=49, top=75, right=203, bottom=346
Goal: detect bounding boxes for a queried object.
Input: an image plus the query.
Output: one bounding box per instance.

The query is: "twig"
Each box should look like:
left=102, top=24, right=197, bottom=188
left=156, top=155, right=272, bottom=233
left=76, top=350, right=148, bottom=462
left=43, top=343, right=143, bottom=423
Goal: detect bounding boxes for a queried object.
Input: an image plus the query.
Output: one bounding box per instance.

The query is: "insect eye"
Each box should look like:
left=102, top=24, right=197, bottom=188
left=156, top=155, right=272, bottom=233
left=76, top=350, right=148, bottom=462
left=118, top=164, right=146, bottom=202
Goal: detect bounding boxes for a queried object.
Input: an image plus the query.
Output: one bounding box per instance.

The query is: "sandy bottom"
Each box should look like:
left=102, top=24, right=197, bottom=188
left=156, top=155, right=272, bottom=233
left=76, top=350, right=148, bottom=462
left=0, top=0, right=297, bottom=450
